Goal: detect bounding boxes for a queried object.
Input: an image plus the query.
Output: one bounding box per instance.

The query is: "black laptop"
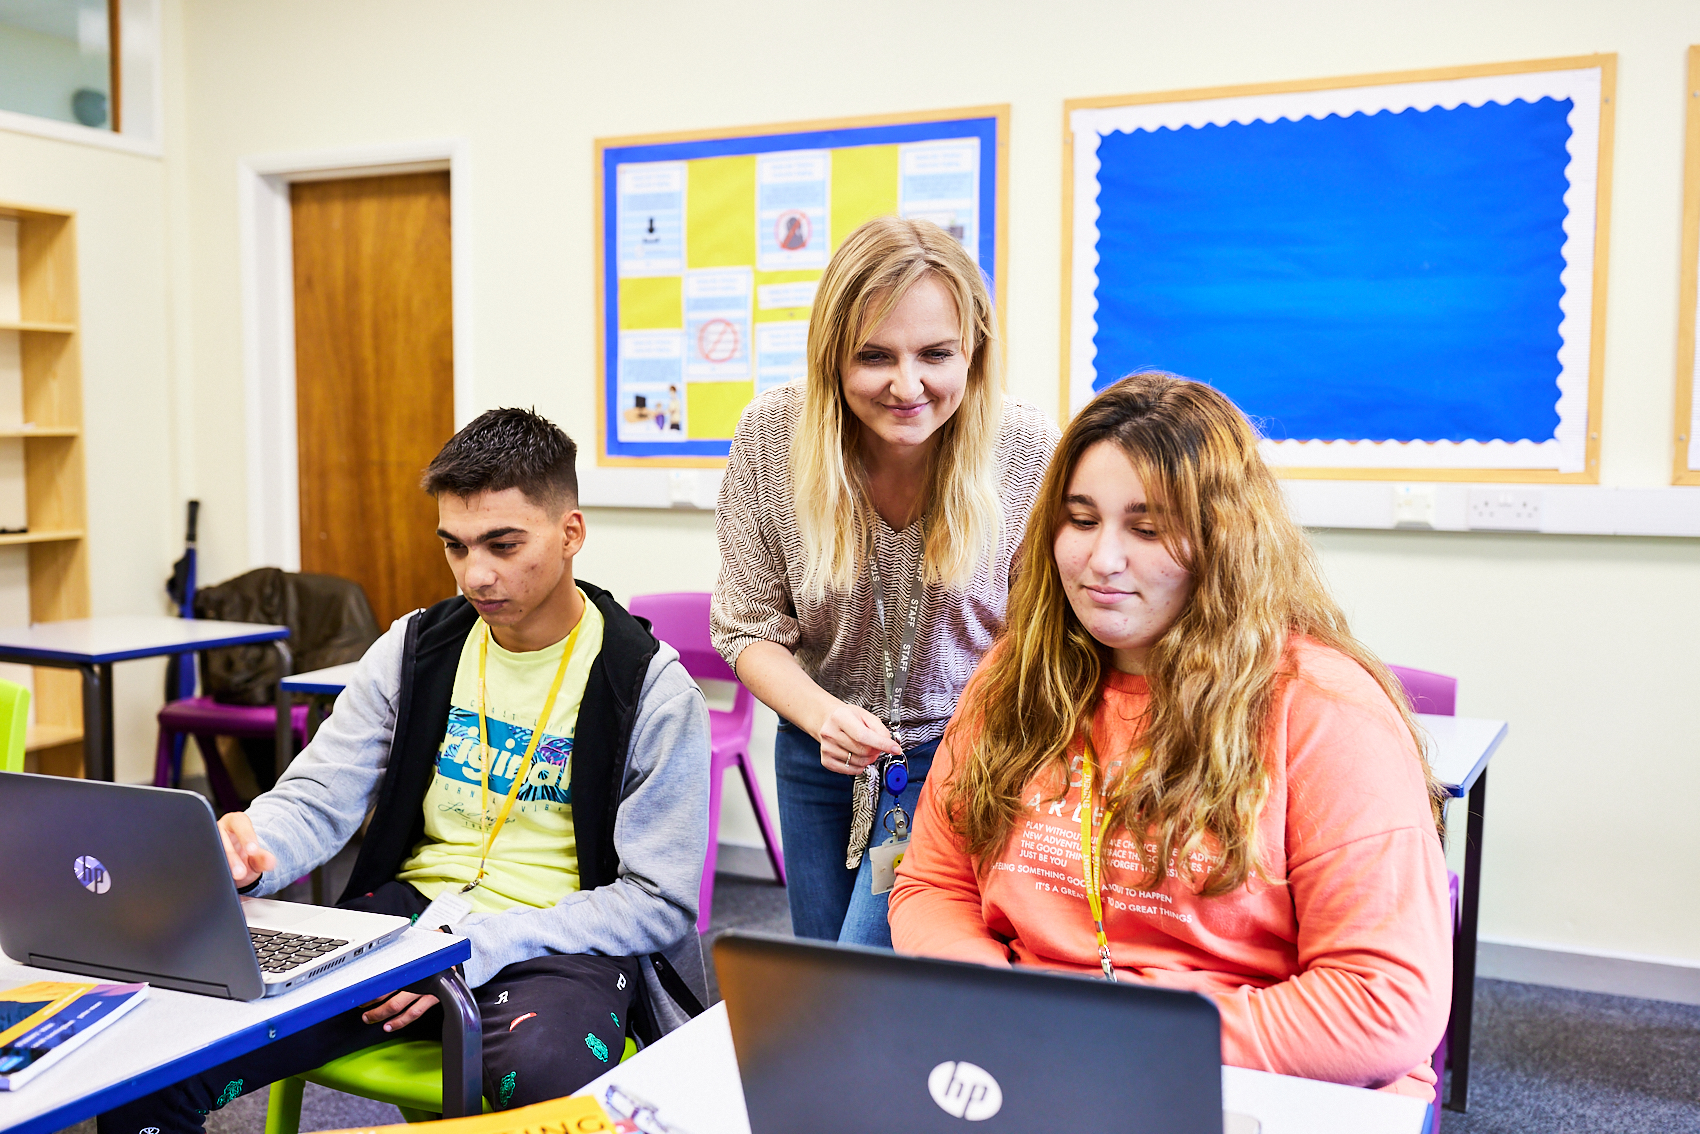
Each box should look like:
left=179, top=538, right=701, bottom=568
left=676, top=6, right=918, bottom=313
left=714, top=932, right=1257, bottom=1134
left=0, top=772, right=409, bottom=1000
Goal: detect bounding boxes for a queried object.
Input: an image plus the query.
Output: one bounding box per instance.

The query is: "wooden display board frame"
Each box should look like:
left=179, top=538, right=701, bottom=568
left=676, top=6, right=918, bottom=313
left=594, top=104, right=1009, bottom=469
left=1061, top=55, right=1616, bottom=483
left=1673, top=47, right=1700, bottom=485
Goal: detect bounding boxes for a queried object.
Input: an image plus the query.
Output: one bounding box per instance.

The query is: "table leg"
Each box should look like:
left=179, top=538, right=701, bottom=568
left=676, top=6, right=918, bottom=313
left=79, top=663, right=111, bottom=781
left=306, top=697, right=324, bottom=741
left=415, top=967, right=482, bottom=1117
left=273, top=640, right=296, bottom=780
left=1446, top=768, right=1487, bottom=1112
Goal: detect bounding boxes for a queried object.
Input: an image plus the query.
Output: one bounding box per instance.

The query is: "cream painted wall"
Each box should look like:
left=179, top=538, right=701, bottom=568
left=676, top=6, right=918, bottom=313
left=168, top=0, right=1700, bottom=961
left=0, top=34, right=182, bottom=784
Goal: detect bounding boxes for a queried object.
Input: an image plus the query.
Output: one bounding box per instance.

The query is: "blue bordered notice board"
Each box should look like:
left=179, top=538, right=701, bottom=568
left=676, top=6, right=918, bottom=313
left=596, top=107, right=1007, bottom=467
left=1062, top=57, right=1615, bottom=482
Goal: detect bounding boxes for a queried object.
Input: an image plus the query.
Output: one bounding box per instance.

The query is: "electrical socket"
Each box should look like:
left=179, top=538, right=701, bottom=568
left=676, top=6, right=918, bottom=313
left=1391, top=484, right=1436, bottom=529
left=1466, top=488, right=1542, bottom=531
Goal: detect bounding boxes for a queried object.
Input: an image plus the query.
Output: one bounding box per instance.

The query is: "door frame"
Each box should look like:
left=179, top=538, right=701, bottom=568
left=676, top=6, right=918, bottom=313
left=238, top=140, right=471, bottom=571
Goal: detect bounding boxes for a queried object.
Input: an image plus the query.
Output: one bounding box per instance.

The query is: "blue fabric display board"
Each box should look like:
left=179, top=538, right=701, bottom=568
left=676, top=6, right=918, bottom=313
left=1064, top=60, right=1612, bottom=477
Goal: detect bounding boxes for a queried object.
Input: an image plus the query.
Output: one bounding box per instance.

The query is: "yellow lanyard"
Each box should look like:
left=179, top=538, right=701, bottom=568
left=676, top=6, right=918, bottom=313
left=464, top=618, right=581, bottom=893
left=1078, top=739, right=1118, bottom=982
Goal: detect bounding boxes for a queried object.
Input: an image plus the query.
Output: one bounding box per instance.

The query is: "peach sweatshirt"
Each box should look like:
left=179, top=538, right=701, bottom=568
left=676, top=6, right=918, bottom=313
left=889, top=638, right=1452, bottom=1101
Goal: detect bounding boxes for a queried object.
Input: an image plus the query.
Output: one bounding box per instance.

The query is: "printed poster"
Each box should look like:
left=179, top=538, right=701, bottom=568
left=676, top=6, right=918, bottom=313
left=756, top=150, right=831, bottom=272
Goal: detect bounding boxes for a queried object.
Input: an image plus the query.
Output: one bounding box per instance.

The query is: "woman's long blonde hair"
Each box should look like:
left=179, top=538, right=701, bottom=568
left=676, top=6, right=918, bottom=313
left=791, top=216, right=1004, bottom=599
left=946, top=372, right=1442, bottom=895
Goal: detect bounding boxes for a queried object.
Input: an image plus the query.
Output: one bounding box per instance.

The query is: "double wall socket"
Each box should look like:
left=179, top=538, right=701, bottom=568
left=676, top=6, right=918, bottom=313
left=1467, top=488, right=1543, bottom=531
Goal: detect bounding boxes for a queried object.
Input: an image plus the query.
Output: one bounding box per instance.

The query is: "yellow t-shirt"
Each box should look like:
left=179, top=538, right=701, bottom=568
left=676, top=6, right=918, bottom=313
left=396, top=592, right=604, bottom=913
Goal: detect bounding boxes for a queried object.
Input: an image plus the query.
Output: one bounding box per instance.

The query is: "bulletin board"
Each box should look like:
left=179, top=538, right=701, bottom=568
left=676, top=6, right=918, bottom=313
left=1674, top=46, right=1700, bottom=486
left=1062, top=56, right=1616, bottom=482
left=596, top=106, right=1008, bottom=467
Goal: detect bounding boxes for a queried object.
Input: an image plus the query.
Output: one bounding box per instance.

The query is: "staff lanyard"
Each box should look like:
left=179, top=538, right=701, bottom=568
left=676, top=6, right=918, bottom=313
left=1078, top=739, right=1118, bottom=982
left=869, top=538, right=925, bottom=801
left=463, top=617, right=581, bottom=894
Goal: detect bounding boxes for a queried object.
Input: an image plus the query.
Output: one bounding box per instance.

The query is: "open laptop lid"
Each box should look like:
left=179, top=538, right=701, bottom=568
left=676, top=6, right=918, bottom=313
left=713, top=932, right=1225, bottom=1134
left=0, top=771, right=266, bottom=1000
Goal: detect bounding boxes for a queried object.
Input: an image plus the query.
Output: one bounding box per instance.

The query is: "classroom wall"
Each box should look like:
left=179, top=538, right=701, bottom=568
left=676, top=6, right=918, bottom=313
left=165, top=0, right=1700, bottom=965
left=0, top=0, right=184, bottom=783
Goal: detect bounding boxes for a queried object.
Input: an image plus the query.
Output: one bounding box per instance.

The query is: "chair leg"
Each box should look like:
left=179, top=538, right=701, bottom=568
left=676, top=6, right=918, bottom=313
left=195, top=733, right=244, bottom=815
left=152, top=727, right=175, bottom=788
left=699, top=758, right=726, bottom=935
left=264, top=1078, right=304, bottom=1134
left=735, top=750, right=786, bottom=886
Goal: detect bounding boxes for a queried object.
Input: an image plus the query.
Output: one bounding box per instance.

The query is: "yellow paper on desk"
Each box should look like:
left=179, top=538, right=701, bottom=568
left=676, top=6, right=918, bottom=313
left=320, top=1094, right=614, bottom=1134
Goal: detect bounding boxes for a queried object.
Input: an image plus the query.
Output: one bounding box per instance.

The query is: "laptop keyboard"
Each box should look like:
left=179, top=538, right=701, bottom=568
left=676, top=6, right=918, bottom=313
left=250, top=928, right=350, bottom=975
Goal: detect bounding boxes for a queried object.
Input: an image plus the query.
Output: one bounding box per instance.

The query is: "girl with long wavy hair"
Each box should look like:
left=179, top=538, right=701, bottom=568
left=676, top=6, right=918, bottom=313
left=712, top=217, right=1058, bottom=946
left=889, top=372, right=1452, bottom=1101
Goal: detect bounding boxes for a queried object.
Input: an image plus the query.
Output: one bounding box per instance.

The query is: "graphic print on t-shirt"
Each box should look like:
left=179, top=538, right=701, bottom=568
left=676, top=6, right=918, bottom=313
left=435, top=707, right=574, bottom=812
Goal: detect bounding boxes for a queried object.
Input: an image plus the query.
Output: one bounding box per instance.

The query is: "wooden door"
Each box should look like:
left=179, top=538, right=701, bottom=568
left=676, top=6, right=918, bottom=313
left=292, top=172, right=455, bottom=628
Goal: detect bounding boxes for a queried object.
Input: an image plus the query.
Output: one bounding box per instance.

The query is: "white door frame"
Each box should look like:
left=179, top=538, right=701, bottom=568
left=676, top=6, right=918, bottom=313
left=238, top=139, right=472, bottom=571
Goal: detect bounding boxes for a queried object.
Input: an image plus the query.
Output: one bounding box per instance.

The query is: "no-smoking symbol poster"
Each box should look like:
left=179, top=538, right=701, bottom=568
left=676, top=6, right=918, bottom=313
left=602, top=109, right=1002, bottom=461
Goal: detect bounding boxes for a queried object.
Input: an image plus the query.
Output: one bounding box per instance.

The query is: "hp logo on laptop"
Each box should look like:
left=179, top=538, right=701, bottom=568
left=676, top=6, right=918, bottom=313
left=73, top=855, right=111, bottom=894
left=928, top=1060, right=1003, bottom=1121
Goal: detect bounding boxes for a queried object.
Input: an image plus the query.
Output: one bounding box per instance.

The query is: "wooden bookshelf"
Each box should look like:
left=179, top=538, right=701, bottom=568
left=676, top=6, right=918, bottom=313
left=1, top=201, right=90, bottom=778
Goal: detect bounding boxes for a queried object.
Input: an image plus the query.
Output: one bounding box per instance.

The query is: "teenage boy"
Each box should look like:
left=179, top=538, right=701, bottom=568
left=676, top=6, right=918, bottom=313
left=101, top=409, right=709, bottom=1133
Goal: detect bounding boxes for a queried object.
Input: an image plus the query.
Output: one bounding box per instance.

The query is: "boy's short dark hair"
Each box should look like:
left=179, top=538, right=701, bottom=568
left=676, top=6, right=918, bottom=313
left=421, top=407, right=578, bottom=512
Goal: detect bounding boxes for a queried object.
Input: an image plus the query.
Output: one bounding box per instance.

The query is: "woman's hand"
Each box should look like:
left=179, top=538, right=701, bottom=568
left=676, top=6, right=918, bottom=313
left=733, top=642, right=902, bottom=775
left=815, top=700, right=901, bottom=776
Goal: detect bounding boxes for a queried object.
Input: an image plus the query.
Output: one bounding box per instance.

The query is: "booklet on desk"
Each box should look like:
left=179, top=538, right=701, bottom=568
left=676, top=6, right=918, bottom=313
left=0, top=979, right=148, bottom=1089
left=324, top=1093, right=615, bottom=1134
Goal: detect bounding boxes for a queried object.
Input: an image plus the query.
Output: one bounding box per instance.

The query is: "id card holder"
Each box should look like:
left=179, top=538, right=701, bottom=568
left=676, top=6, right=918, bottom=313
left=417, top=891, right=472, bottom=932
left=869, top=837, right=911, bottom=895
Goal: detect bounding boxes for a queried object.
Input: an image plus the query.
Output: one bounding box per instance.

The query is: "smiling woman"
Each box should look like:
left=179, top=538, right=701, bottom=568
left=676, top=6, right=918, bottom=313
left=711, top=216, right=1059, bottom=948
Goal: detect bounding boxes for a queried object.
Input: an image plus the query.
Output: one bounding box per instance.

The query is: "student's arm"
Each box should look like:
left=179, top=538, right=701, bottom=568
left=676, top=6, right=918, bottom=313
left=888, top=734, right=1012, bottom=968
left=1211, top=684, right=1452, bottom=1093
left=451, top=649, right=710, bottom=988
left=236, top=615, right=411, bottom=892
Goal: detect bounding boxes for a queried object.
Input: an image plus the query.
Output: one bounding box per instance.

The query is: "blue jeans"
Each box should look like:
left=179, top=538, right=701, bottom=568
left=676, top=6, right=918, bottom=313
left=773, top=720, right=937, bottom=948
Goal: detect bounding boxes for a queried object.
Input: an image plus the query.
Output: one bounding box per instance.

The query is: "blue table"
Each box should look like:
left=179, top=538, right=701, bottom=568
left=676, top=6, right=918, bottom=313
left=0, top=617, right=291, bottom=783
left=1420, top=714, right=1508, bottom=1114
left=278, top=662, right=359, bottom=757
left=0, top=930, right=475, bottom=1134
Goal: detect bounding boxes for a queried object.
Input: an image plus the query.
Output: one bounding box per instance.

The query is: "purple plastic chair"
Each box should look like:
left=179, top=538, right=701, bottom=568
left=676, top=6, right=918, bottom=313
left=1389, top=663, right=1460, bottom=1131
left=629, top=593, right=786, bottom=934
left=154, top=697, right=309, bottom=815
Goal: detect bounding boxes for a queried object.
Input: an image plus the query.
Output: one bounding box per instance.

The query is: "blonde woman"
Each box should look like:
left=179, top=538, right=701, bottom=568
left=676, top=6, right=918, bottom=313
left=712, top=217, right=1058, bottom=946
left=890, top=373, right=1453, bottom=1102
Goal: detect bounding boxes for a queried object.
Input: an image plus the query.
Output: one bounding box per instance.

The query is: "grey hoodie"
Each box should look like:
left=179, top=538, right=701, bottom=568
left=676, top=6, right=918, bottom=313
left=243, top=608, right=711, bottom=1030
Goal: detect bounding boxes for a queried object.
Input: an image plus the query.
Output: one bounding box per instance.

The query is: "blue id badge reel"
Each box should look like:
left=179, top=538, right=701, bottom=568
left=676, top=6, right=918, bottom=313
left=868, top=756, right=911, bottom=896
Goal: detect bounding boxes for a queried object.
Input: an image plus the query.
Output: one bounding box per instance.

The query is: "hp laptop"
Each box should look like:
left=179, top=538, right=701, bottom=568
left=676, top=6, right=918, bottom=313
left=0, top=772, right=409, bottom=1001
left=714, top=932, right=1260, bottom=1134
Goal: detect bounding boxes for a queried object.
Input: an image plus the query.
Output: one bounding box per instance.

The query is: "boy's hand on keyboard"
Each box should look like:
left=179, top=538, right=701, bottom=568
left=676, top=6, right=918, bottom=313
left=216, top=812, right=277, bottom=888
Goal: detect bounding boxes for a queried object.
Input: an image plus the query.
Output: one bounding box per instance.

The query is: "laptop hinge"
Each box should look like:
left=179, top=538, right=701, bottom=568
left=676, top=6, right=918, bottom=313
left=28, top=954, right=235, bottom=999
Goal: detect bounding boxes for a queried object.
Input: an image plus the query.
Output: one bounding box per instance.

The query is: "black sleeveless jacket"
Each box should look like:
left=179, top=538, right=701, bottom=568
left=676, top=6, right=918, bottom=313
left=339, top=581, right=702, bottom=1025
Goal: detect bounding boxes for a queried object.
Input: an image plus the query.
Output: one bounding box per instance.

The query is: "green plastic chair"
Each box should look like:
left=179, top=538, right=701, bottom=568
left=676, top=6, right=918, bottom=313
left=264, top=1034, right=637, bottom=1132
left=0, top=679, right=30, bottom=773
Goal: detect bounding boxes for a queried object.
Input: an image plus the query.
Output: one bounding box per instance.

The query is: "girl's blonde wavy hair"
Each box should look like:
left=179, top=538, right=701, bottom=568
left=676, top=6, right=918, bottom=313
left=945, top=372, right=1443, bottom=896
left=791, top=216, right=1004, bottom=599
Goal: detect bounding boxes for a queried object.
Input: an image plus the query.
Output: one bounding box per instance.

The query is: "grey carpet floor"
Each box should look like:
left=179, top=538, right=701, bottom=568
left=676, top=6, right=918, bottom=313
left=53, top=865, right=1700, bottom=1133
